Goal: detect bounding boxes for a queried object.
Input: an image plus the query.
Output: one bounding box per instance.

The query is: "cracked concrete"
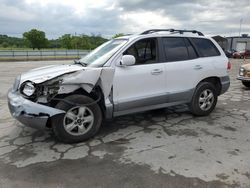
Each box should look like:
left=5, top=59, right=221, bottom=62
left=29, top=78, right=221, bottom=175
left=0, top=59, right=250, bottom=188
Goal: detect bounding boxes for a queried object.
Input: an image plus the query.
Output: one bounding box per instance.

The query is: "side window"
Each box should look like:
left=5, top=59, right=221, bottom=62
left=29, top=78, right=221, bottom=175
left=191, top=38, right=220, bottom=57
left=124, top=38, right=157, bottom=65
left=162, top=37, right=189, bottom=62
left=184, top=38, right=198, bottom=59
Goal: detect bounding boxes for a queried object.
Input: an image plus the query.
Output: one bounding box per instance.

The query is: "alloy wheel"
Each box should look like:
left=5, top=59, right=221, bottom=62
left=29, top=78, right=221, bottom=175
left=63, top=106, right=94, bottom=136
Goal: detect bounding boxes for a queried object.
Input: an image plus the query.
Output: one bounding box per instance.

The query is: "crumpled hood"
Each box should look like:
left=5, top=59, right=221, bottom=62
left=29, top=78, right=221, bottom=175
left=20, top=64, right=86, bottom=84
left=18, top=63, right=115, bottom=99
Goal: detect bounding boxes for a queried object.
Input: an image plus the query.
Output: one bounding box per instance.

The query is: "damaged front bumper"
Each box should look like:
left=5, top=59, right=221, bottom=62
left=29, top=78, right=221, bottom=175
left=8, top=89, right=65, bottom=129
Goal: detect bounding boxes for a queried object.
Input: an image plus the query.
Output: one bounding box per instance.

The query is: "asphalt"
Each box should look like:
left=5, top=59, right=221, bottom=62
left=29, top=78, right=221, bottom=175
left=0, top=59, right=250, bottom=188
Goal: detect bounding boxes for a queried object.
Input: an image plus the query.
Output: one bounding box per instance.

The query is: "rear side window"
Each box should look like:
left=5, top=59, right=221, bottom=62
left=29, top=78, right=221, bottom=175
left=162, top=37, right=189, bottom=62
left=184, top=38, right=198, bottom=59
left=191, top=38, right=220, bottom=57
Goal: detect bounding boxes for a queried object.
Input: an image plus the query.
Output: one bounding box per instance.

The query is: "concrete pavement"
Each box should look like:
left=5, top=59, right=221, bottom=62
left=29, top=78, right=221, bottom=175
left=0, top=59, right=249, bottom=188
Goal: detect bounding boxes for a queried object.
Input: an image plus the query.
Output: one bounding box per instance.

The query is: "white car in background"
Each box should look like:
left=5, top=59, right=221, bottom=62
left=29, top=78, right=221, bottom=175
left=8, top=29, right=230, bottom=143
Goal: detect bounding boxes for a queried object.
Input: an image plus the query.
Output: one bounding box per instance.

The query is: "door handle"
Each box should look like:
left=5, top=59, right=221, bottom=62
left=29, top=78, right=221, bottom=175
left=151, top=69, right=163, bottom=75
left=194, top=65, right=203, bottom=70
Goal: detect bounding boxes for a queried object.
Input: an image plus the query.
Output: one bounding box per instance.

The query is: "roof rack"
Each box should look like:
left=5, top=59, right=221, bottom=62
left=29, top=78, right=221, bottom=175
left=141, top=29, right=204, bottom=36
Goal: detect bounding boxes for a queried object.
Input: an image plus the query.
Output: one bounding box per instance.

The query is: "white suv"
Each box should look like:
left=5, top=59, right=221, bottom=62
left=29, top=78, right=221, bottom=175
left=8, top=29, right=230, bottom=143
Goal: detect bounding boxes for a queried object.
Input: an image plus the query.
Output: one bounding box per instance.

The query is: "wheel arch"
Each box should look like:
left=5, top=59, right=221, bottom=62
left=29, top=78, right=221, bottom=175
left=46, top=86, right=106, bottom=128
left=196, top=76, right=222, bottom=96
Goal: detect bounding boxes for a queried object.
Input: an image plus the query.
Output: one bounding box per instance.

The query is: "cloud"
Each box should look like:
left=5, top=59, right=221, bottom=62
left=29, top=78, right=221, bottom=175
left=119, top=10, right=181, bottom=33
left=0, top=0, right=250, bottom=38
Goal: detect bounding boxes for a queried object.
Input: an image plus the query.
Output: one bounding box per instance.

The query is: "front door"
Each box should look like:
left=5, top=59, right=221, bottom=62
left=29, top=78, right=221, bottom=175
left=112, top=38, right=166, bottom=115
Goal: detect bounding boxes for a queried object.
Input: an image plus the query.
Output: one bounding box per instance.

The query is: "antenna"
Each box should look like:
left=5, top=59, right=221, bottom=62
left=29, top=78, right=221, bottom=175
left=239, top=18, right=243, bottom=36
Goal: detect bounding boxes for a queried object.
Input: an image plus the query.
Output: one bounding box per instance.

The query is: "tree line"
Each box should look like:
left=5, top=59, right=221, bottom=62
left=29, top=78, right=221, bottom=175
left=0, top=29, right=124, bottom=50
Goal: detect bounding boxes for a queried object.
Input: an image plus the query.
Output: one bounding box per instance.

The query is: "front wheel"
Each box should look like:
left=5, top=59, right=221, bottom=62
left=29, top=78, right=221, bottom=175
left=51, top=95, right=102, bottom=143
left=189, top=82, right=218, bottom=116
left=242, top=81, right=250, bottom=88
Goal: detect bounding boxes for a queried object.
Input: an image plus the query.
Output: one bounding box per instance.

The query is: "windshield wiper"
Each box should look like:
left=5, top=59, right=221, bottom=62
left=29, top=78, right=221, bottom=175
left=74, top=59, right=87, bottom=67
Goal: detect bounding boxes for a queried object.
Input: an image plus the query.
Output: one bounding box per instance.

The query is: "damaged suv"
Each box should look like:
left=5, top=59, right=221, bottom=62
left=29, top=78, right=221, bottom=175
left=8, top=29, right=230, bottom=143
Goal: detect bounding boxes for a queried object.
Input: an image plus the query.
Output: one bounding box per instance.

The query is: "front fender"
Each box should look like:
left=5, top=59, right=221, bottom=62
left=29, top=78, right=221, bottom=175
left=58, top=67, right=115, bottom=99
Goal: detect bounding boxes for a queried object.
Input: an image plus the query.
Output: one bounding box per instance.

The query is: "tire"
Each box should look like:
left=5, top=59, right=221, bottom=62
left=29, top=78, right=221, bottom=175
left=242, top=81, right=250, bottom=88
left=189, top=82, right=218, bottom=116
left=51, top=95, right=102, bottom=143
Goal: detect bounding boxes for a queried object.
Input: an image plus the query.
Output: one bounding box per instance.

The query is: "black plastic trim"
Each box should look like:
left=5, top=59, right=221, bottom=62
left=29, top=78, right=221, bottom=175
left=141, top=29, right=204, bottom=36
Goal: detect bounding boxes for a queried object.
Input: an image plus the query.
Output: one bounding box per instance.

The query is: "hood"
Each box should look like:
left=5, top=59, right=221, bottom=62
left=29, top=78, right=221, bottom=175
left=241, top=63, right=250, bottom=71
left=18, top=63, right=115, bottom=100
left=20, top=64, right=86, bottom=84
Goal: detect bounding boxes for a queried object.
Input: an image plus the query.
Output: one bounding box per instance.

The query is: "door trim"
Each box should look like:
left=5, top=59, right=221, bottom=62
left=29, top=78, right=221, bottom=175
left=114, top=92, right=167, bottom=112
left=113, top=88, right=194, bottom=117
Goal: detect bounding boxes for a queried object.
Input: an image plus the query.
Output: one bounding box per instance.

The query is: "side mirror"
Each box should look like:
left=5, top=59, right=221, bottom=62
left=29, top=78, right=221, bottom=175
left=120, top=55, right=135, bottom=66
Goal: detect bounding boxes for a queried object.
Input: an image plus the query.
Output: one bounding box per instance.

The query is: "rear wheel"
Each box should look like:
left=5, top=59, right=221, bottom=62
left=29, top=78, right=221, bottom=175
left=52, top=95, right=102, bottom=143
left=242, top=81, right=250, bottom=88
left=189, top=82, right=218, bottom=116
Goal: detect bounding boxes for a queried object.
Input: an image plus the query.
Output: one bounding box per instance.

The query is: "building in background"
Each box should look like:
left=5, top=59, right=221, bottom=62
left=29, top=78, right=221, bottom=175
left=226, top=34, right=250, bottom=51
left=213, top=34, right=250, bottom=53
left=212, top=36, right=228, bottom=50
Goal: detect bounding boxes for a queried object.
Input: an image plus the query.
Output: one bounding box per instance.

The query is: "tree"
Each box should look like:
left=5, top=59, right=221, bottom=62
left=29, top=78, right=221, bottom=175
left=59, top=34, right=72, bottom=49
left=1, top=42, right=9, bottom=48
left=23, top=29, right=48, bottom=50
left=48, top=39, right=61, bottom=48
left=0, top=35, right=26, bottom=48
left=71, top=36, right=82, bottom=49
left=58, top=34, right=108, bottom=50
left=112, top=33, right=125, bottom=39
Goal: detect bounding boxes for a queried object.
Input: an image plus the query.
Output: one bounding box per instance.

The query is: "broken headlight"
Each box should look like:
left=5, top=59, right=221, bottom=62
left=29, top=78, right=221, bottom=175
left=21, top=82, right=36, bottom=97
left=36, top=81, right=61, bottom=103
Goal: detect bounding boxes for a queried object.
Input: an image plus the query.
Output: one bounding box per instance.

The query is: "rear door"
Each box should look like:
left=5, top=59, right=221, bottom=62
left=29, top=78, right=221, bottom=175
left=161, top=37, right=203, bottom=103
left=191, top=37, right=224, bottom=78
left=162, top=37, right=221, bottom=103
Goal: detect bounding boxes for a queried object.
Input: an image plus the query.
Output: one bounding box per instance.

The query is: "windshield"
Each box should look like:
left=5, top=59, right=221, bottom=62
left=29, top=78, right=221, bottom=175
left=78, top=39, right=128, bottom=67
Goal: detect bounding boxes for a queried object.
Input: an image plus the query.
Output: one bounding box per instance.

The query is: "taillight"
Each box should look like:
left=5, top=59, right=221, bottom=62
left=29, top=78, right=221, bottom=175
left=227, top=61, right=231, bottom=70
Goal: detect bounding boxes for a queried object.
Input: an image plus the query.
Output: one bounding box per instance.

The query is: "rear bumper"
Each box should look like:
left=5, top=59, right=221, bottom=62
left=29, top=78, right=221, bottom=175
left=220, top=76, right=230, bottom=95
left=8, top=89, right=65, bottom=129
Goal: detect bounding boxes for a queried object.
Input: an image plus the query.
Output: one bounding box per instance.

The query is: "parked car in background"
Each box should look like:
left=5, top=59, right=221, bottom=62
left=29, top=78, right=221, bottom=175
left=232, top=49, right=250, bottom=59
left=224, top=49, right=236, bottom=58
left=8, top=29, right=230, bottom=143
left=244, top=50, right=250, bottom=58
left=238, top=63, right=250, bottom=87
left=233, top=50, right=245, bottom=59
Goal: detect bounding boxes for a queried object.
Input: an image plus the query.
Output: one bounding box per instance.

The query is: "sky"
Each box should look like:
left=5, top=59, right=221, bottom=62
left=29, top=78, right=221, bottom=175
left=0, top=0, right=249, bottom=39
